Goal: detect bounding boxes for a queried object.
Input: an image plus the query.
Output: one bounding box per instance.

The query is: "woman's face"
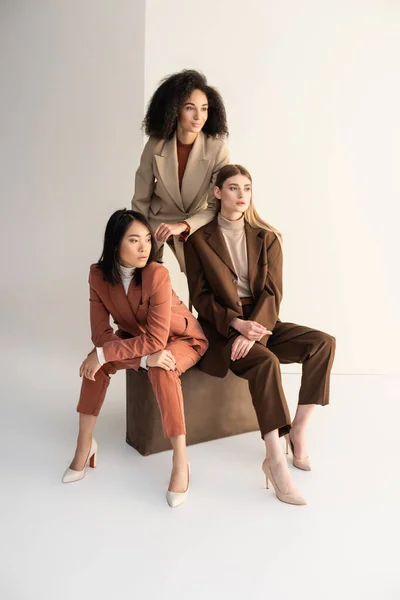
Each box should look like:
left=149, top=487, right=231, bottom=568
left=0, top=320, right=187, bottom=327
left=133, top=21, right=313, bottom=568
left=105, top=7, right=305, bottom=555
left=178, top=89, right=208, bottom=135
left=119, top=220, right=152, bottom=268
left=215, top=174, right=252, bottom=217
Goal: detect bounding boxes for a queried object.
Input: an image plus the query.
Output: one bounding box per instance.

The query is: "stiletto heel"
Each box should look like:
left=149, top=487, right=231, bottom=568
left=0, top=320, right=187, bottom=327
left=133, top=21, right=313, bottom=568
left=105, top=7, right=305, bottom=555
left=265, top=475, right=269, bottom=489
left=62, top=438, right=98, bottom=483
left=262, top=459, right=307, bottom=506
left=285, top=434, right=311, bottom=471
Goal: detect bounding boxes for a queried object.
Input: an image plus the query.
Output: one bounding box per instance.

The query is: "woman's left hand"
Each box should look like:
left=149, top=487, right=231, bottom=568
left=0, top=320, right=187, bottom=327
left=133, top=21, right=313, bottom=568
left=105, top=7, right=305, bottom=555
left=80, top=352, right=101, bottom=381
left=154, top=222, right=187, bottom=243
left=231, top=335, right=255, bottom=361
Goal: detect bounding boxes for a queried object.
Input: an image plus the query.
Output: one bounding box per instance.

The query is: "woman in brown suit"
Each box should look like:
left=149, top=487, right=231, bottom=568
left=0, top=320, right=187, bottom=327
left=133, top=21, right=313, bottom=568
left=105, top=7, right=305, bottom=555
left=62, top=210, right=208, bottom=508
left=132, top=69, right=229, bottom=271
left=184, top=165, right=336, bottom=506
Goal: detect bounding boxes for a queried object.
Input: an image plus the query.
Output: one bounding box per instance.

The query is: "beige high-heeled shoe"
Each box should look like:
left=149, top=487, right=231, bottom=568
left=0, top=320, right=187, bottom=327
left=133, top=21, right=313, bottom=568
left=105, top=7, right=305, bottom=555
left=166, top=464, right=190, bottom=508
left=285, top=434, right=311, bottom=471
left=262, top=459, right=307, bottom=505
left=62, top=438, right=98, bottom=483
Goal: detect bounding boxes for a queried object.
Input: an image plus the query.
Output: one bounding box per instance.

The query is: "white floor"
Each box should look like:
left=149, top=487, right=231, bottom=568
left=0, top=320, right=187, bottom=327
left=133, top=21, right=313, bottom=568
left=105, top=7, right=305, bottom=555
left=1, top=374, right=399, bottom=600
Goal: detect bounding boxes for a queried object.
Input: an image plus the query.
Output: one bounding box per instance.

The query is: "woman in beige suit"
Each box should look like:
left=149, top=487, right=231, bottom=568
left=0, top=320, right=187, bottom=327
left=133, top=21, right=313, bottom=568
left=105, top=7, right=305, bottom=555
left=62, top=209, right=208, bottom=508
left=132, top=69, right=229, bottom=271
left=185, top=165, right=336, bottom=506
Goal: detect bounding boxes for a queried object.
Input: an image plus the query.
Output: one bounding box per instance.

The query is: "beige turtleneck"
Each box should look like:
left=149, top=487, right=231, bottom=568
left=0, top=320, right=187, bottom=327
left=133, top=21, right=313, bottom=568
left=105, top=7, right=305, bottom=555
left=217, top=213, right=252, bottom=298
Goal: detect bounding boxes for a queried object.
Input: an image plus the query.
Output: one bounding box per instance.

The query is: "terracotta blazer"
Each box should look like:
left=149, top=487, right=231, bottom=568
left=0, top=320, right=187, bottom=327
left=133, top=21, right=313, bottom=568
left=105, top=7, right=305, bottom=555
left=88, top=261, right=207, bottom=367
left=131, top=131, right=229, bottom=270
left=184, top=216, right=283, bottom=377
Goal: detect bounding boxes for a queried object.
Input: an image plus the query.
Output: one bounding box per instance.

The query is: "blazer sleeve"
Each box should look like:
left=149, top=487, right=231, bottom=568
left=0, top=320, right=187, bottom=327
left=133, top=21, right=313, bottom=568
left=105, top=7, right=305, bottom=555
left=89, top=278, right=141, bottom=371
left=89, top=283, right=121, bottom=347
left=248, top=235, right=283, bottom=336
left=131, top=137, right=155, bottom=220
left=102, top=268, right=172, bottom=363
left=184, top=141, right=230, bottom=235
left=185, top=237, right=241, bottom=338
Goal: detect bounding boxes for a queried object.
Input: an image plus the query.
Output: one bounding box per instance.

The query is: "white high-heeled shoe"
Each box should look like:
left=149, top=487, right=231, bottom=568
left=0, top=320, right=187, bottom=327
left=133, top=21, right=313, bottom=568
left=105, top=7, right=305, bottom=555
left=166, top=464, right=190, bottom=508
left=62, top=438, right=98, bottom=483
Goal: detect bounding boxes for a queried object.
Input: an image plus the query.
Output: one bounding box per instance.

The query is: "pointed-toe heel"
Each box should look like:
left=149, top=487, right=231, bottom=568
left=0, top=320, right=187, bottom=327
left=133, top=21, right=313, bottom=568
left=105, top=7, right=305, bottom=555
left=166, top=464, right=190, bottom=508
left=285, top=434, right=311, bottom=471
left=62, top=438, right=98, bottom=483
left=262, top=459, right=307, bottom=506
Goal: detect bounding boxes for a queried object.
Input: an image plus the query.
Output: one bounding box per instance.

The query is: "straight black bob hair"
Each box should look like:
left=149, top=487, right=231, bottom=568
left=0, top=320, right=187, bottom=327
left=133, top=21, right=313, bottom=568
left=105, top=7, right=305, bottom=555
left=143, top=69, right=229, bottom=140
left=96, top=209, right=157, bottom=286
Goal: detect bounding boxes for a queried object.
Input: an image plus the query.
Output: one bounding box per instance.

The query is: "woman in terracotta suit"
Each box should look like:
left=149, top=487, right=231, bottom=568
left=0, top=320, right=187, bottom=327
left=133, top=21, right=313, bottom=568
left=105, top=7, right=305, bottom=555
left=184, top=165, right=336, bottom=506
left=62, top=210, right=208, bottom=508
left=132, top=69, right=229, bottom=272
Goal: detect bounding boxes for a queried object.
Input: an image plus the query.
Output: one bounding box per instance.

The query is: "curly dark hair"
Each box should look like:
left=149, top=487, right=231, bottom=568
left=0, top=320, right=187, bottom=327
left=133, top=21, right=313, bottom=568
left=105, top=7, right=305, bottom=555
left=142, top=69, right=229, bottom=140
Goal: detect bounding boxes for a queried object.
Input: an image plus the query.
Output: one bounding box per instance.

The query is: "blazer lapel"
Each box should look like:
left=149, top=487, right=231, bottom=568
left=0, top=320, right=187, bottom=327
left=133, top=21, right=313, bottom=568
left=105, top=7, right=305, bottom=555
left=109, top=283, right=140, bottom=333
left=204, top=218, right=236, bottom=276
left=127, top=284, right=145, bottom=331
left=245, top=221, right=263, bottom=294
left=181, top=132, right=210, bottom=210
left=154, top=134, right=184, bottom=212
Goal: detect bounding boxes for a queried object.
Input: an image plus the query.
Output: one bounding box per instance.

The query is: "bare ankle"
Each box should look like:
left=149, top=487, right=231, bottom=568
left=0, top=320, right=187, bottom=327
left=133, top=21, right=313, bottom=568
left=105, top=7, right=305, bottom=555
left=77, top=434, right=92, bottom=449
left=265, top=454, right=284, bottom=467
left=172, top=454, right=188, bottom=466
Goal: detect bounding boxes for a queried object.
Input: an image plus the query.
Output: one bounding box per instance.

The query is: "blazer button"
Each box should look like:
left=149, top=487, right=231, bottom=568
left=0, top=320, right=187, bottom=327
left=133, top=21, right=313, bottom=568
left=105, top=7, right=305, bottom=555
left=232, top=278, right=238, bottom=284
left=237, top=301, right=242, bottom=307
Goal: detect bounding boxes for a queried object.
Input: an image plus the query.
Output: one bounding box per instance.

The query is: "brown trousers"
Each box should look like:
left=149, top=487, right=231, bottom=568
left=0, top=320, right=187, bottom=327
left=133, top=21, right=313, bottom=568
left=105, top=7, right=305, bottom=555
left=76, top=338, right=206, bottom=438
left=231, top=306, right=336, bottom=438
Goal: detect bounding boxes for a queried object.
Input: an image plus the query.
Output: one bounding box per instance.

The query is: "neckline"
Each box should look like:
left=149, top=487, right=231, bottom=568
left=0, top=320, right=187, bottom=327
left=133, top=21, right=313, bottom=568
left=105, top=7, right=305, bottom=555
left=218, top=212, right=245, bottom=231
left=118, top=264, right=136, bottom=277
left=177, top=138, right=195, bottom=148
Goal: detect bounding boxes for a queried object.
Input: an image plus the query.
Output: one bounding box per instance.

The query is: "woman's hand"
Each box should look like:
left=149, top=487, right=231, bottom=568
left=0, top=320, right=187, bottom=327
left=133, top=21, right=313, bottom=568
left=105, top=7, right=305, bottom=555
left=146, top=349, right=177, bottom=371
left=231, top=335, right=255, bottom=361
left=154, top=222, right=187, bottom=243
left=80, top=352, right=101, bottom=381
left=231, top=317, right=272, bottom=341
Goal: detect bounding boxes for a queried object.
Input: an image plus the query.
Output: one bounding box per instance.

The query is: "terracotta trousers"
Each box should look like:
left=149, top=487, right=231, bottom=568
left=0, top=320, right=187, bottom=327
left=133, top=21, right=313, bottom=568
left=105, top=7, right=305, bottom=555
left=231, top=307, right=336, bottom=438
left=76, top=337, right=207, bottom=438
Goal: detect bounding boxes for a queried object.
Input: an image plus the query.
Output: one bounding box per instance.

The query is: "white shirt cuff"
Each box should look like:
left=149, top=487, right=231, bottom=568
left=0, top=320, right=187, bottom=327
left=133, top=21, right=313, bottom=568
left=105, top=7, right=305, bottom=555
left=97, top=348, right=148, bottom=370
left=96, top=347, right=105, bottom=366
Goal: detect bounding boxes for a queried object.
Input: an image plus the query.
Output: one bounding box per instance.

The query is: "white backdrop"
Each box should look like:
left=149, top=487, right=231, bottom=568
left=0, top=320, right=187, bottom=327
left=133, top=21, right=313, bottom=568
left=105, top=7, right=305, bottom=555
left=1, top=0, right=399, bottom=414
left=0, top=1, right=145, bottom=404
left=146, top=0, right=400, bottom=374
left=1, top=6, right=399, bottom=598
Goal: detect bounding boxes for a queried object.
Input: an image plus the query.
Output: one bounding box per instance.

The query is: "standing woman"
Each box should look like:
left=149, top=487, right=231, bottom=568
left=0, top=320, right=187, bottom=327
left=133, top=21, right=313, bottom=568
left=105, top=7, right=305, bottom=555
left=184, top=165, right=336, bottom=506
left=62, top=210, right=208, bottom=508
left=132, top=69, right=229, bottom=271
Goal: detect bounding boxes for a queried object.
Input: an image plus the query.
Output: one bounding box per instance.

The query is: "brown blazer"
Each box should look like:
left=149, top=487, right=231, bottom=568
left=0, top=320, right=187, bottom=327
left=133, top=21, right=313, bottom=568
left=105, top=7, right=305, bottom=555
left=88, top=261, right=207, bottom=366
left=184, top=217, right=283, bottom=377
left=131, top=131, right=229, bottom=270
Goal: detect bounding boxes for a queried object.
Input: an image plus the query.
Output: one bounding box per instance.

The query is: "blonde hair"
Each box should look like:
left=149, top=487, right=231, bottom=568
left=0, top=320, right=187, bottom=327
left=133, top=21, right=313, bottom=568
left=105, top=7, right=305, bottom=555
left=214, top=164, right=282, bottom=244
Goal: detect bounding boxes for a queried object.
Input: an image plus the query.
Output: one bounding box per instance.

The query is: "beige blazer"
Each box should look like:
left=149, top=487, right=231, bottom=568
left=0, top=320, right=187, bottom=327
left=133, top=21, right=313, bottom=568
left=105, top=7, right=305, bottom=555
left=131, top=131, right=229, bottom=271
